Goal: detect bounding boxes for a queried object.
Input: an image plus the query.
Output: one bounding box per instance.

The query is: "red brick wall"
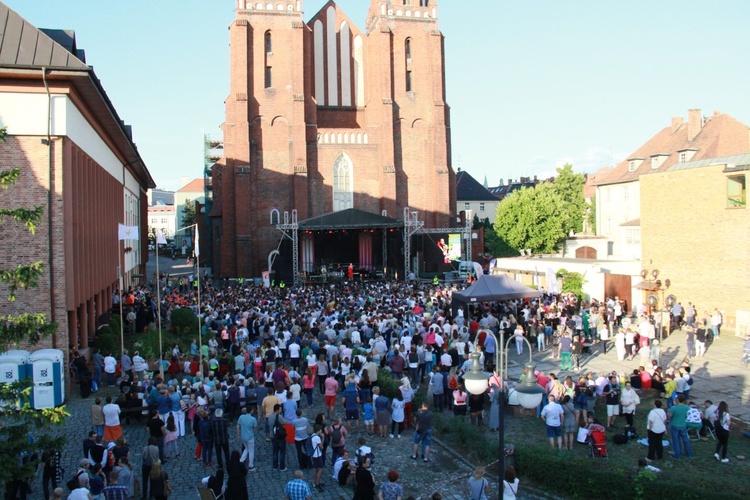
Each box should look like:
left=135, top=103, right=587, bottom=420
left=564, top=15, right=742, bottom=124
left=215, top=1, right=455, bottom=276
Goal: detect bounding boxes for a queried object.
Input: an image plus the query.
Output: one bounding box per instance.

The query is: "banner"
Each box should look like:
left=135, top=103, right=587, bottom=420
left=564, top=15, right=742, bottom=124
left=156, top=228, right=167, bottom=245
left=194, top=226, right=200, bottom=257
left=118, top=224, right=139, bottom=241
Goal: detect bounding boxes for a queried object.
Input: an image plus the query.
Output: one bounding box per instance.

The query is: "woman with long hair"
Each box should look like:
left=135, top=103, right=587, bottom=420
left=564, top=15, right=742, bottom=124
left=468, top=466, right=490, bottom=500
left=149, top=460, right=170, bottom=500
left=714, top=401, right=731, bottom=463
left=316, top=354, right=329, bottom=395
left=303, top=367, right=316, bottom=407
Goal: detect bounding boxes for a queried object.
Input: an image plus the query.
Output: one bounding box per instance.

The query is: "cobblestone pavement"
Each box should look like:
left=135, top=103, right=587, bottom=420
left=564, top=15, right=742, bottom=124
left=44, top=382, right=483, bottom=499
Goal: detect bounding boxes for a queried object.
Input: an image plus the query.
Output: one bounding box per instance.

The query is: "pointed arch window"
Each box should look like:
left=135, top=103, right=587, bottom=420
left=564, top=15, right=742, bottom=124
left=264, top=31, right=272, bottom=88
left=405, top=38, right=413, bottom=92
left=333, top=153, right=354, bottom=212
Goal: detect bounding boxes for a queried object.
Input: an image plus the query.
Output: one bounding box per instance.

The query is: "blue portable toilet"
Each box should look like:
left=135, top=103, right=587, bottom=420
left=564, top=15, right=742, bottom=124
left=0, top=349, right=31, bottom=384
left=29, top=349, right=65, bottom=409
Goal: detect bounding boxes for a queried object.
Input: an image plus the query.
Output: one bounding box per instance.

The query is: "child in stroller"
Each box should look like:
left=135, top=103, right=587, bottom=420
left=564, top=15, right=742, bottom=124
left=585, top=413, right=608, bottom=458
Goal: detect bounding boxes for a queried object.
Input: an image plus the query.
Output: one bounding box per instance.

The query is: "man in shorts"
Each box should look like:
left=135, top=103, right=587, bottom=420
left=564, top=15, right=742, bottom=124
left=310, top=424, right=325, bottom=492
left=603, top=376, right=620, bottom=428
left=541, top=394, right=564, bottom=449
left=324, top=373, right=338, bottom=419
left=341, top=384, right=361, bottom=432
left=411, top=401, right=433, bottom=462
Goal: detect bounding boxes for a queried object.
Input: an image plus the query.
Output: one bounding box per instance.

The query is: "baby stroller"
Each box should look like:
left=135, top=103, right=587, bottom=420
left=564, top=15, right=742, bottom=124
left=589, top=427, right=609, bottom=459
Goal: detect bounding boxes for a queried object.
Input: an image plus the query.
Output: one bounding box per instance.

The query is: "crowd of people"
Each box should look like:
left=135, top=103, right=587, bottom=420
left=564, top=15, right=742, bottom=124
left=47, top=274, right=740, bottom=500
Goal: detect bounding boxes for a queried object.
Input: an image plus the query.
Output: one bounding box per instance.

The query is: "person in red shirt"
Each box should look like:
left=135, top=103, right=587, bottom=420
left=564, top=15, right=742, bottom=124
left=469, top=318, right=480, bottom=336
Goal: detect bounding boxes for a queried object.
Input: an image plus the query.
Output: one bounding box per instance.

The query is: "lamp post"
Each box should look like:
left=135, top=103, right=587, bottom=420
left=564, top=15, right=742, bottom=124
left=641, top=268, right=677, bottom=342
left=463, top=330, right=544, bottom=495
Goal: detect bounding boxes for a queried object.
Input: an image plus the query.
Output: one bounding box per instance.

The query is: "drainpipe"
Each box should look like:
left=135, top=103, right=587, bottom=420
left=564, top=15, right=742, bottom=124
left=41, top=67, right=57, bottom=349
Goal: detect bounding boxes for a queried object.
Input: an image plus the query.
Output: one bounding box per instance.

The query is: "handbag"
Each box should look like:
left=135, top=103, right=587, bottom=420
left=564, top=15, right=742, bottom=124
left=163, top=476, right=172, bottom=497
left=577, top=427, right=588, bottom=443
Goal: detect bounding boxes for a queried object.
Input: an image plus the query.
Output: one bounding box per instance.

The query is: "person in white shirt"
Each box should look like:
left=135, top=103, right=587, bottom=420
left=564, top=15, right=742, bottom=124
left=102, top=396, right=122, bottom=442
left=103, top=354, right=117, bottom=387
left=540, top=395, right=564, bottom=449
left=646, top=399, right=668, bottom=461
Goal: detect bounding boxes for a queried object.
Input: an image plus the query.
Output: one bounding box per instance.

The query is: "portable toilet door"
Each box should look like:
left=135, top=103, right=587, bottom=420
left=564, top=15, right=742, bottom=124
left=0, top=349, right=31, bottom=384
left=29, top=349, right=65, bottom=409
left=0, top=350, right=31, bottom=410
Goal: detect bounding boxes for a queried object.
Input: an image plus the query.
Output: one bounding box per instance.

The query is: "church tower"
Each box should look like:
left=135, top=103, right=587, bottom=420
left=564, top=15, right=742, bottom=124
left=365, top=0, right=454, bottom=228
left=221, top=0, right=310, bottom=277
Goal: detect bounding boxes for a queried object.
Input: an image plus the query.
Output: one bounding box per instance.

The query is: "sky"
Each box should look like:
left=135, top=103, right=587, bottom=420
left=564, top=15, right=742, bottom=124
left=5, top=0, right=750, bottom=191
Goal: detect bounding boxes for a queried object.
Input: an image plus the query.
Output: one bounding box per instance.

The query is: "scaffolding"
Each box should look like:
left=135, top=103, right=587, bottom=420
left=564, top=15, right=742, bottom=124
left=203, top=134, right=223, bottom=268
left=272, top=209, right=299, bottom=285
left=403, top=207, right=473, bottom=278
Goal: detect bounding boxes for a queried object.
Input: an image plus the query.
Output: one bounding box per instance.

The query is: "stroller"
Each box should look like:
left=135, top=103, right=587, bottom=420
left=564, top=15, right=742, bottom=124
left=588, top=425, right=609, bottom=459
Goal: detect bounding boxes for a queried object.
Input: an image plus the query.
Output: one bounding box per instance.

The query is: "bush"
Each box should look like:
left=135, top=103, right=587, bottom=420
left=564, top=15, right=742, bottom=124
left=515, top=444, right=743, bottom=499
left=109, top=314, right=122, bottom=339
left=97, top=326, right=113, bottom=337
left=170, top=307, right=198, bottom=336
left=96, top=333, right=117, bottom=357
left=375, top=373, right=402, bottom=400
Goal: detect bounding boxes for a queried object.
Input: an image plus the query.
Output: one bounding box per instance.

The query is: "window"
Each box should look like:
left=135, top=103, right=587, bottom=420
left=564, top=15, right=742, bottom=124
left=628, top=161, right=636, bottom=172
left=679, top=152, right=687, bottom=163
left=479, top=202, right=485, bottom=212
left=625, top=228, right=640, bottom=245
left=160, top=218, right=167, bottom=224
left=464, top=202, right=470, bottom=210
left=727, top=175, right=746, bottom=208
left=405, top=39, right=412, bottom=92
left=623, top=186, right=629, bottom=200
left=264, top=31, right=272, bottom=88
left=333, top=153, right=354, bottom=211
left=604, top=187, right=611, bottom=202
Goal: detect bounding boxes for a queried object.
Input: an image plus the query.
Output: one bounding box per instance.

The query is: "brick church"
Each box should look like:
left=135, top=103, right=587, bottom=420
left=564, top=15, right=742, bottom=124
left=209, top=0, right=456, bottom=279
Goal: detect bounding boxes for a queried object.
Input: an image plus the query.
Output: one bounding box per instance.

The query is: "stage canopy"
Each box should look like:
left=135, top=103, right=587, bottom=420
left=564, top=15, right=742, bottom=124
left=451, top=273, right=542, bottom=313
left=299, top=208, right=402, bottom=230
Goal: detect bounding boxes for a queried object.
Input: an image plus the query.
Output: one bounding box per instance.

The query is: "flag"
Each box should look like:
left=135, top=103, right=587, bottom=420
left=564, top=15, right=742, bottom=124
left=194, top=226, right=200, bottom=257
left=118, top=224, right=139, bottom=241
left=156, top=228, right=167, bottom=245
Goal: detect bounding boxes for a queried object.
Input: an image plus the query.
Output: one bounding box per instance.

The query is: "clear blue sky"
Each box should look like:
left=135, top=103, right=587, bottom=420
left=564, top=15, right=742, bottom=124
left=6, top=0, right=750, bottom=191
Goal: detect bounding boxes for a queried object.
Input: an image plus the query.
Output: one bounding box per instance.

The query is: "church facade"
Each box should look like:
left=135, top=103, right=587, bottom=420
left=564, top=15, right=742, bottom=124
left=210, top=0, right=455, bottom=278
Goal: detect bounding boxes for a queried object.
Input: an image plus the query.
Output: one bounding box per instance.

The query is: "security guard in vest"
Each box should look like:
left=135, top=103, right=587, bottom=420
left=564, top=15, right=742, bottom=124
left=433, top=275, right=439, bottom=286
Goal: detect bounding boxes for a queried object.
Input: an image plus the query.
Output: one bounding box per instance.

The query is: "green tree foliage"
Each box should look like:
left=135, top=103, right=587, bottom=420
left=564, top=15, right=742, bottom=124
left=182, top=199, right=196, bottom=229
left=170, top=307, right=198, bottom=335
left=494, top=184, right=567, bottom=254
left=0, top=126, right=68, bottom=488
left=484, top=226, right=520, bottom=258
left=556, top=268, right=586, bottom=299
left=551, top=163, right=587, bottom=235
left=587, top=193, right=597, bottom=233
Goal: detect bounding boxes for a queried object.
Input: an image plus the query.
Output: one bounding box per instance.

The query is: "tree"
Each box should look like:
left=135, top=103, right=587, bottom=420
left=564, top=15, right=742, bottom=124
left=551, top=163, right=586, bottom=235
left=556, top=268, right=587, bottom=300
left=587, top=193, right=597, bottom=234
left=182, top=198, right=196, bottom=229
left=0, top=126, right=68, bottom=490
left=493, top=184, right=567, bottom=254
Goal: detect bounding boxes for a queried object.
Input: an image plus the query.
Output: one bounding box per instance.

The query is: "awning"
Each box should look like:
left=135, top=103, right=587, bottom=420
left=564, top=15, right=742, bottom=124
left=299, top=208, right=402, bottom=230
left=633, top=281, right=659, bottom=291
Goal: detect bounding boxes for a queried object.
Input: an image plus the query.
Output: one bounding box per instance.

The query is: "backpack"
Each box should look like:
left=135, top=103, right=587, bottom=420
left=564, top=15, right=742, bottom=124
left=66, top=470, right=85, bottom=491
left=305, top=436, right=316, bottom=457
left=273, top=417, right=287, bottom=440
left=575, top=390, right=587, bottom=407
left=686, top=376, right=694, bottom=386
left=355, top=447, right=375, bottom=465
left=612, top=433, right=628, bottom=445
left=331, top=425, right=343, bottom=446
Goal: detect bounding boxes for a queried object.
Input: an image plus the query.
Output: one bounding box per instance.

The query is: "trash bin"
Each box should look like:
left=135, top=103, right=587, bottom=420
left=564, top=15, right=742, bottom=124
left=29, top=349, right=65, bottom=409
left=0, top=349, right=31, bottom=384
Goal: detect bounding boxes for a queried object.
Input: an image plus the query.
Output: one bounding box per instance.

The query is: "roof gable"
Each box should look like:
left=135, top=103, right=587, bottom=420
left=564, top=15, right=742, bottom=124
left=299, top=208, right=401, bottom=230
left=596, top=111, right=750, bottom=186
left=456, top=170, right=499, bottom=201
left=177, top=178, right=205, bottom=193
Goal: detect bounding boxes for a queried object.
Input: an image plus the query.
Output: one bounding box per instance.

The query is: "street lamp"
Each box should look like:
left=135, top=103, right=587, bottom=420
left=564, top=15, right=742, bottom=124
left=463, top=331, right=544, bottom=494
left=641, top=268, right=677, bottom=341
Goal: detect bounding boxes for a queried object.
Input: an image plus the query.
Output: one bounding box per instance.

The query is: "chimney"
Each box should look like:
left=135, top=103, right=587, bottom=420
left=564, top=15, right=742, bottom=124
left=533, top=175, right=538, bottom=182
left=498, top=178, right=503, bottom=187
left=507, top=179, right=512, bottom=186
left=671, top=116, right=684, bottom=132
left=687, top=108, right=702, bottom=141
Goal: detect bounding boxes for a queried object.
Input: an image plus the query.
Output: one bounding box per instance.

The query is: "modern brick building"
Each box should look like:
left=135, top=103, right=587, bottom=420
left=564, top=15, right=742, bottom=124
left=210, top=0, right=455, bottom=278
left=0, top=3, right=155, bottom=353
left=641, top=153, right=748, bottom=332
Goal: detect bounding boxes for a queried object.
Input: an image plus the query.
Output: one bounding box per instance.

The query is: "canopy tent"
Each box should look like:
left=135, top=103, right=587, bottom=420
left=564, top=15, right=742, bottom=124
left=451, top=273, right=542, bottom=314
left=299, top=208, right=402, bottom=230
